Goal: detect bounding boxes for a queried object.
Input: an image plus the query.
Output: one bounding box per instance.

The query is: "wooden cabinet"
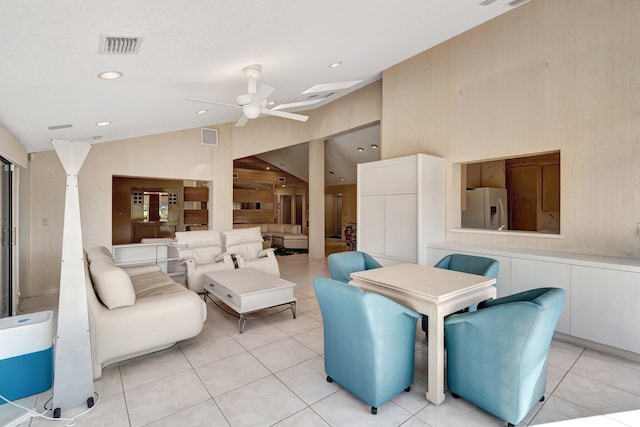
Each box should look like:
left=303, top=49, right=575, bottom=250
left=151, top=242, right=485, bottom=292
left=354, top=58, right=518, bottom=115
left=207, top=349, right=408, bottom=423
left=358, top=154, right=444, bottom=265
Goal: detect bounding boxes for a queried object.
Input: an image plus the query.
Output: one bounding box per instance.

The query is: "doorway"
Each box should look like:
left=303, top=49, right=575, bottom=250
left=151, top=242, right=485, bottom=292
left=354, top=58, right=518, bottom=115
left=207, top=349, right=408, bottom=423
left=0, top=157, right=12, bottom=318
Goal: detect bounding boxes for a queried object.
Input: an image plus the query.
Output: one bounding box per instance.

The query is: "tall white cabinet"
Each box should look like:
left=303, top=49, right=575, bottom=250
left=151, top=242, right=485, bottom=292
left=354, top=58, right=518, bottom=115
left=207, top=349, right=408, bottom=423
left=357, top=154, right=445, bottom=265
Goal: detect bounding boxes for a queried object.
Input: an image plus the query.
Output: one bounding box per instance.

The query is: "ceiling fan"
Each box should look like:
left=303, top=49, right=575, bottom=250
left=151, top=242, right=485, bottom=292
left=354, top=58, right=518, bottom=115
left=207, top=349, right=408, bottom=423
left=187, top=64, right=309, bottom=127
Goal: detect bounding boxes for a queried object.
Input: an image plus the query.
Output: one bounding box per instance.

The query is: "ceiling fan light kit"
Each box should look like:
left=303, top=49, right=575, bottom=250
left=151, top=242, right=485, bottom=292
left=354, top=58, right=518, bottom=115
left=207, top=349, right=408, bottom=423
left=186, top=64, right=309, bottom=127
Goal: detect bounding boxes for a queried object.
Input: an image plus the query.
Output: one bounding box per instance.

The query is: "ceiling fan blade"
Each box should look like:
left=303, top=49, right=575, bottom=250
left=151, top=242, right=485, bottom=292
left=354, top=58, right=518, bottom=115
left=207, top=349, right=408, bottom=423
left=185, top=98, right=240, bottom=109
left=235, top=115, right=249, bottom=127
left=260, top=109, right=309, bottom=122
left=251, top=84, right=275, bottom=107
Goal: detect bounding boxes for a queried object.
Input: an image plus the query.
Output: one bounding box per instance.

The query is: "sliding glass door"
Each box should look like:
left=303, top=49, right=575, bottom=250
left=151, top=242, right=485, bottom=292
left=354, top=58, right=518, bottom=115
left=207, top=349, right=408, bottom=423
left=0, top=157, right=12, bottom=318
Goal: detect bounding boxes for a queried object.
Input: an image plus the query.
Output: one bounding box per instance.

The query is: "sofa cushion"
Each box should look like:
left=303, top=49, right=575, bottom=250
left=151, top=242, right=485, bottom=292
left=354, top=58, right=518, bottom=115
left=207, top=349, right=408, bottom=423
left=268, top=224, right=285, bottom=233
left=89, top=258, right=136, bottom=309
left=175, top=230, right=224, bottom=263
left=223, top=227, right=263, bottom=259
left=87, top=246, right=114, bottom=264
left=282, top=224, right=301, bottom=234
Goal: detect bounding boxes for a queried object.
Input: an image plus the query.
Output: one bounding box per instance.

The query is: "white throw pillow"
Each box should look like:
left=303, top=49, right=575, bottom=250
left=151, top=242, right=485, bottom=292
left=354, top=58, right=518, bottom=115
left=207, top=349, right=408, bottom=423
left=89, top=258, right=136, bottom=309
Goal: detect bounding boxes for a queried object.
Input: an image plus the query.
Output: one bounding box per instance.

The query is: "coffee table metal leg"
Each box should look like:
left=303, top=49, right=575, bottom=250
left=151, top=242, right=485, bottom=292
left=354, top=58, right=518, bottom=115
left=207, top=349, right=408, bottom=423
left=291, top=301, right=297, bottom=319
left=238, top=314, right=247, bottom=334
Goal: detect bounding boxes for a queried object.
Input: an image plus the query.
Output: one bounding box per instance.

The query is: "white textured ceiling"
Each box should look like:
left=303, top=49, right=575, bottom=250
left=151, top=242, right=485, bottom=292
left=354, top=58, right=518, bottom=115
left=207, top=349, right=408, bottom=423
left=0, top=0, right=529, bottom=153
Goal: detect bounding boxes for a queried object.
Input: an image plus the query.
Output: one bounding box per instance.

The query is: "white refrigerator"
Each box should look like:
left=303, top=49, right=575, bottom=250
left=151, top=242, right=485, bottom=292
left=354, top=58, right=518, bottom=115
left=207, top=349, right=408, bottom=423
left=462, top=187, right=507, bottom=230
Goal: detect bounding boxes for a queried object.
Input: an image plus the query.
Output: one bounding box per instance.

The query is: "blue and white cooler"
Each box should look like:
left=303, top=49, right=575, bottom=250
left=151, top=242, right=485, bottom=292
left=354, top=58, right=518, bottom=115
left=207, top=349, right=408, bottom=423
left=0, top=311, right=54, bottom=403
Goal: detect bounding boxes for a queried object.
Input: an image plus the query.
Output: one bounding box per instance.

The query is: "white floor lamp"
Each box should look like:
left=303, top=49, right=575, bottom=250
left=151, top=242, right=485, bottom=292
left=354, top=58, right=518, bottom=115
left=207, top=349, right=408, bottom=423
left=51, top=139, right=95, bottom=418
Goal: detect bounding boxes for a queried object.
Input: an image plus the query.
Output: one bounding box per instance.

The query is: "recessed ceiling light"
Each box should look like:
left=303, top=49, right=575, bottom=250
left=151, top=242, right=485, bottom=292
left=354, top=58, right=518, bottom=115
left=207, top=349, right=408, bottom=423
left=340, top=177, right=345, bottom=181
left=97, top=71, right=123, bottom=80
left=267, top=100, right=277, bottom=107
left=328, top=62, right=342, bottom=69
left=357, top=147, right=364, bottom=152
left=95, top=121, right=111, bottom=126
left=196, top=109, right=208, bottom=114
left=371, top=144, right=379, bottom=149
left=266, top=166, right=270, bottom=170
left=282, top=184, right=286, bottom=188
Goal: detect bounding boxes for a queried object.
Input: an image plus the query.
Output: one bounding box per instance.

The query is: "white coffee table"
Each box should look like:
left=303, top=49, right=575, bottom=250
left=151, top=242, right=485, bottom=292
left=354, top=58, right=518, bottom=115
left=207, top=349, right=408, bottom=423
left=203, top=268, right=297, bottom=333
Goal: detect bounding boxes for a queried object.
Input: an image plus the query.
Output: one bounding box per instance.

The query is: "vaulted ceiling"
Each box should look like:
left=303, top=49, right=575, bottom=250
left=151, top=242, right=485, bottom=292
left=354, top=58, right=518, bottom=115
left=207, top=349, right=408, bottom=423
left=0, top=0, right=530, bottom=154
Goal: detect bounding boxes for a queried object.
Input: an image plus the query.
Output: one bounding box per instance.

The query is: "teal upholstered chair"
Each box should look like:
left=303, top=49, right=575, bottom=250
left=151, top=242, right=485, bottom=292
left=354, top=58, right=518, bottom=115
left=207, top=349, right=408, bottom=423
left=422, top=253, right=499, bottom=333
left=313, top=277, right=420, bottom=414
left=327, top=251, right=382, bottom=283
left=445, top=287, right=566, bottom=427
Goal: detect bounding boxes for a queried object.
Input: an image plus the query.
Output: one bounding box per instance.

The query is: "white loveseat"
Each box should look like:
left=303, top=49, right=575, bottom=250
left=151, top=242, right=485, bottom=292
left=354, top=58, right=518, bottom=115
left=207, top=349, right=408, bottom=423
left=234, top=223, right=308, bottom=250
left=174, top=228, right=280, bottom=292
left=85, top=246, right=206, bottom=379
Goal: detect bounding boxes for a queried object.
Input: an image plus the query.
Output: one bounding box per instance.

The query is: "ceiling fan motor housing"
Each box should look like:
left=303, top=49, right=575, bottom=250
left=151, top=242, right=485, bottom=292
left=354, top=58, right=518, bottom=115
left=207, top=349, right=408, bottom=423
left=242, top=104, right=261, bottom=119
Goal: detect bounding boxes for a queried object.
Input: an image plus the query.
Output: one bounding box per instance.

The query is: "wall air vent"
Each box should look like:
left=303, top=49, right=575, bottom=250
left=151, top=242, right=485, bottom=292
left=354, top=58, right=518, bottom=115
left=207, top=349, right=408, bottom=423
left=201, top=128, right=219, bottom=146
left=232, top=172, right=239, bottom=179
left=277, top=177, right=286, bottom=183
left=99, top=35, right=143, bottom=54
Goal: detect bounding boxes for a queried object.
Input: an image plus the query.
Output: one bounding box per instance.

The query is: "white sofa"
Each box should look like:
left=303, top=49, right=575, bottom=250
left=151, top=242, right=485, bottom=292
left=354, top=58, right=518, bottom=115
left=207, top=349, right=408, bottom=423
left=173, top=230, right=236, bottom=293
left=85, top=246, right=206, bottom=379
left=174, top=228, right=280, bottom=292
left=234, top=223, right=308, bottom=250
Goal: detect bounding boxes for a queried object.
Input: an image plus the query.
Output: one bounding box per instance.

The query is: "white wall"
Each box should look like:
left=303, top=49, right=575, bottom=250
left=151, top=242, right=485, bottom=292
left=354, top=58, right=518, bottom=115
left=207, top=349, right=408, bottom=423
left=382, top=0, right=640, bottom=259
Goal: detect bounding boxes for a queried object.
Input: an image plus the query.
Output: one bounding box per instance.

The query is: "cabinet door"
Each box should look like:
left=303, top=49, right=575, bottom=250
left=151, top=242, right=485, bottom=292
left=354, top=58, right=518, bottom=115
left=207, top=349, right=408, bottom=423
left=360, top=159, right=416, bottom=195
left=385, top=194, right=417, bottom=262
left=510, top=258, right=571, bottom=334
left=571, top=266, right=640, bottom=354
left=358, top=195, right=385, bottom=256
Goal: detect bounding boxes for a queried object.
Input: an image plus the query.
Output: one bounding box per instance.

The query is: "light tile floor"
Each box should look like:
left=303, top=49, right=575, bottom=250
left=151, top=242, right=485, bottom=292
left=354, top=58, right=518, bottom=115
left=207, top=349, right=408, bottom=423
left=3, top=253, right=640, bottom=427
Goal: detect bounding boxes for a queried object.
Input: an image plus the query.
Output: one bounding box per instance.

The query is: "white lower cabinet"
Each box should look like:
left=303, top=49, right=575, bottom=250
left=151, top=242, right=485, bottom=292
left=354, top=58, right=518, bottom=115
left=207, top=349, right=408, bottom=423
left=510, top=258, right=571, bottom=334
left=571, top=266, right=640, bottom=354
left=427, top=242, right=640, bottom=355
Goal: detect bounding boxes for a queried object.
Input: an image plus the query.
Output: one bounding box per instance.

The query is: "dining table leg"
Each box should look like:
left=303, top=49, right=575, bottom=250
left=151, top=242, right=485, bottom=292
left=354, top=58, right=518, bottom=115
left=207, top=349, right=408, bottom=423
left=426, top=307, right=446, bottom=405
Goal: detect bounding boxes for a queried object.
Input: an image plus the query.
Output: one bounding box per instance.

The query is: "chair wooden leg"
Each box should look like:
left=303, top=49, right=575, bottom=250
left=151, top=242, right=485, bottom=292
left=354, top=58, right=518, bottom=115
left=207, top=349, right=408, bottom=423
left=371, top=406, right=377, bottom=415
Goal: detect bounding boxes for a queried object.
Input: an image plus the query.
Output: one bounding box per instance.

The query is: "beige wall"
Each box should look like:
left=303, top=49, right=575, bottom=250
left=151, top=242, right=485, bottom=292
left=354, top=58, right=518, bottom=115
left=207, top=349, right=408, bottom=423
left=25, top=83, right=382, bottom=295
left=382, top=0, right=640, bottom=259
left=21, top=0, right=640, bottom=296
left=27, top=125, right=234, bottom=296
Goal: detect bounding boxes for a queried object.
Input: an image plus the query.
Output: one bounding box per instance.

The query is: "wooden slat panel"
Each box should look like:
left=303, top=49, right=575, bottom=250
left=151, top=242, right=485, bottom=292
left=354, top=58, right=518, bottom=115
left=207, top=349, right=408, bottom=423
left=184, top=186, right=209, bottom=202
left=184, top=209, right=208, bottom=225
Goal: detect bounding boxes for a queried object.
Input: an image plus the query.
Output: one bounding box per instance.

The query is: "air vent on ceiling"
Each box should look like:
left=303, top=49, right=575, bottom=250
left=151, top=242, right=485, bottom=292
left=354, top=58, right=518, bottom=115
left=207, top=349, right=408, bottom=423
left=479, top=0, right=498, bottom=5
left=277, top=177, right=286, bottom=183
left=508, top=0, right=530, bottom=6
left=99, top=35, right=143, bottom=55
left=201, top=128, right=219, bottom=146
left=48, top=124, right=73, bottom=130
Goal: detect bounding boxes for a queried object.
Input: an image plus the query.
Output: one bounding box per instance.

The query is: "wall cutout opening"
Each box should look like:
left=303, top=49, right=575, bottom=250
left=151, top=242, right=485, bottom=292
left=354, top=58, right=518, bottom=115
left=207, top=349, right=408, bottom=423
left=460, top=151, right=560, bottom=234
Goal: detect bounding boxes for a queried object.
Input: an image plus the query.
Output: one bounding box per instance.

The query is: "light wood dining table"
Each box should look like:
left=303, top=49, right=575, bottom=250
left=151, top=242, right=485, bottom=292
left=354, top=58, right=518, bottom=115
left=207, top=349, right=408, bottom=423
left=349, top=263, right=496, bottom=405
